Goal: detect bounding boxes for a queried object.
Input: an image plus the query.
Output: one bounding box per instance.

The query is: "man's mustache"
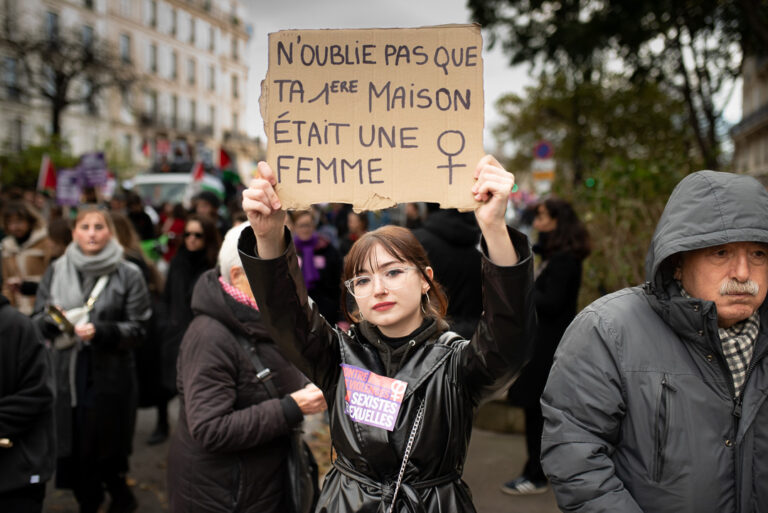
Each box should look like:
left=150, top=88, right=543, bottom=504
left=720, top=279, right=759, bottom=296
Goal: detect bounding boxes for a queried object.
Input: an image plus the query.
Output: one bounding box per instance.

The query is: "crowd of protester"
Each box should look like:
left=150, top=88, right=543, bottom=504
left=3, top=163, right=768, bottom=513
left=3, top=183, right=536, bottom=512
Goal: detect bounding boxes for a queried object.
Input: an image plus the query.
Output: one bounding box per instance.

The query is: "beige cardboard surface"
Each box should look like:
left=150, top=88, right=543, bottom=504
left=260, top=24, right=485, bottom=210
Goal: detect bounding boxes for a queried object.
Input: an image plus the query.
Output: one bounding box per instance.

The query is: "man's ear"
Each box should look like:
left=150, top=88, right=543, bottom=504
left=672, top=255, right=683, bottom=281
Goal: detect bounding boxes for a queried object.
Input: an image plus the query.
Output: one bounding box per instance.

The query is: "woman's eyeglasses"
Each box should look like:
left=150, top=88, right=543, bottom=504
left=184, top=232, right=204, bottom=239
left=344, top=266, right=417, bottom=298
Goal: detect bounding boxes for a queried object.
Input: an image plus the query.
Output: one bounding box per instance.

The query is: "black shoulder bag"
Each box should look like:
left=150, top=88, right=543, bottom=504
left=235, top=335, right=319, bottom=513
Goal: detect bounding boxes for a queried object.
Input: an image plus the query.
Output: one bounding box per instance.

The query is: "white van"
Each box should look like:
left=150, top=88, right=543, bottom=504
left=127, top=173, right=225, bottom=208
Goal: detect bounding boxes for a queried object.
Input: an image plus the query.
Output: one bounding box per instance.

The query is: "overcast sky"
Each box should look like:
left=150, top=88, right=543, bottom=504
left=241, top=0, right=741, bottom=152
left=241, top=0, right=533, bottom=150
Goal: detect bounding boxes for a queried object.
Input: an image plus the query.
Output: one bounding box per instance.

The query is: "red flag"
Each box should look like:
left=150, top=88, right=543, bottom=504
left=37, top=154, right=56, bottom=192
left=219, top=147, right=231, bottom=169
left=191, top=161, right=204, bottom=182
left=141, top=139, right=151, bottom=158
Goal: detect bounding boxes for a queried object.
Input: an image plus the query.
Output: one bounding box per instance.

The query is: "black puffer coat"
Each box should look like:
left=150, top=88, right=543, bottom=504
left=239, top=226, right=535, bottom=513
left=167, top=270, right=308, bottom=513
left=0, top=294, right=55, bottom=494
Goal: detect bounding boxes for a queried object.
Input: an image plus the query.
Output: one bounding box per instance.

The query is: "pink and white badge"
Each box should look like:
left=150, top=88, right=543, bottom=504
left=341, top=364, right=408, bottom=431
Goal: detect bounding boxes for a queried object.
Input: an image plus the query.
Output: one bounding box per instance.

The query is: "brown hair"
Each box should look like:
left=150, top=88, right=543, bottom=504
left=74, top=204, right=116, bottom=234
left=185, top=214, right=221, bottom=268
left=340, top=225, right=448, bottom=325
left=2, top=200, right=44, bottom=231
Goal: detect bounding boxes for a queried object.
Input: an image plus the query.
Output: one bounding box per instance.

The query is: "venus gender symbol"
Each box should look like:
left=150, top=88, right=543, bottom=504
left=436, top=130, right=466, bottom=185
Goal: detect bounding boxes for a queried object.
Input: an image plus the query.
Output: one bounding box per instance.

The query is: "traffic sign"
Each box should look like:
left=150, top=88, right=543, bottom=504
left=533, top=140, right=553, bottom=159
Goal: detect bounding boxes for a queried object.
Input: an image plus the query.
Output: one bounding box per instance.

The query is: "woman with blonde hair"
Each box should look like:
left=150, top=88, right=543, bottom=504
left=34, top=206, right=151, bottom=513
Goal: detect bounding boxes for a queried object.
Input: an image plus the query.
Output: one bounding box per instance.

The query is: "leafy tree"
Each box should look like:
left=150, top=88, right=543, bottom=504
left=469, top=0, right=768, bottom=170
left=0, top=13, right=138, bottom=140
left=496, top=70, right=705, bottom=303
left=0, top=134, right=78, bottom=190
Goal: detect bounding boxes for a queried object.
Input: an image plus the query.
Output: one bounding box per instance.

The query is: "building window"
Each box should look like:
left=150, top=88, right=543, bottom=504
left=187, top=58, right=196, bottom=86
left=85, top=80, right=98, bottom=115
left=170, top=9, right=177, bottom=36
left=84, top=0, right=94, bottom=10
left=120, top=33, right=131, bottom=63
left=170, top=51, right=177, bottom=80
left=146, top=90, right=158, bottom=117
left=3, top=57, right=20, bottom=101
left=190, top=99, right=196, bottom=130
left=149, top=43, right=158, bottom=73
left=231, top=37, right=238, bottom=60
left=10, top=118, right=23, bottom=151
left=232, top=112, right=238, bottom=132
left=122, top=133, right=133, bottom=160
left=207, top=65, right=214, bottom=91
left=209, top=104, right=215, bottom=132
left=149, top=0, right=157, bottom=28
left=209, top=26, right=215, bottom=52
left=231, top=74, right=238, bottom=99
left=46, top=11, right=59, bottom=42
left=189, top=18, right=195, bottom=45
left=82, top=25, right=94, bottom=49
left=171, top=94, right=178, bottom=128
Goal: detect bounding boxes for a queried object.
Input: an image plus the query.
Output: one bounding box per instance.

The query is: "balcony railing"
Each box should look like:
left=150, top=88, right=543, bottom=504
left=139, top=112, right=214, bottom=136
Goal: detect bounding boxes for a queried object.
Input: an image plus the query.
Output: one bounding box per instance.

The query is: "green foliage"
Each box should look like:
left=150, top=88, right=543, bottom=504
left=103, top=140, right=140, bottom=181
left=568, top=158, right=691, bottom=308
left=0, top=135, right=78, bottom=190
left=494, top=70, right=704, bottom=306
left=469, top=0, right=765, bottom=169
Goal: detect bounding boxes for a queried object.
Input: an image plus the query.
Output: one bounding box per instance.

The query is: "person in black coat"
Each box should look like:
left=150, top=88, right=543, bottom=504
left=502, top=197, right=591, bottom=495
left=110, top=213, right=170, bottom=446
left=161, top=215, right=221, bottom=431
left=167, top=224, right=325, bottom=513
left=412, top=207, right=482, bottom=338
left=0, top=290, right=55, bottom=513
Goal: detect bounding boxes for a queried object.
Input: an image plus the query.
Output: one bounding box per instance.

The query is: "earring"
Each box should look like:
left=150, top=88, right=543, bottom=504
left=421, top=293, right=431, bottom=315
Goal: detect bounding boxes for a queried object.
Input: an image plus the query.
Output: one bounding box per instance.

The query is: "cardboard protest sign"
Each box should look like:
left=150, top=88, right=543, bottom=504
left=260, top=24, right=485, bottom=210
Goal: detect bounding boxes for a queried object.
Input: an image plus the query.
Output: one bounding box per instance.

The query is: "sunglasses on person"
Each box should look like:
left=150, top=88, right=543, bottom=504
left=184, top=231, right=204, bottom=239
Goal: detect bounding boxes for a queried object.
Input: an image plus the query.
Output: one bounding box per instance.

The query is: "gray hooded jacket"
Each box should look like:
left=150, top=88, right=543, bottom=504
left=541, top=171, right=768, bottom=513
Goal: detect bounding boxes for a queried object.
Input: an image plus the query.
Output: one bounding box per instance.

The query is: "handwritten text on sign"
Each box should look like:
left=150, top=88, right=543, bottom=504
left=260, top=25, right=485, bottom=210
left=341, top=364, right=408, bottom=431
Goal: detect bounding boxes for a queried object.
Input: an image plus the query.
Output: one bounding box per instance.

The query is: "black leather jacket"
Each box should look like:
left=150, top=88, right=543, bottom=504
left=239, top=226, right=535, bottom=513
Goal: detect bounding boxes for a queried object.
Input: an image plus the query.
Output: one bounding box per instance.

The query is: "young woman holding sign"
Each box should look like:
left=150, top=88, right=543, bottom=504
left=238, top=155, right=535, bottom=513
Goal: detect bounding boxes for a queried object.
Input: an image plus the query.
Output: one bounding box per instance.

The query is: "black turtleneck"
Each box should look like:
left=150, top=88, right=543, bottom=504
left=373, top=318, right=432, bottom=349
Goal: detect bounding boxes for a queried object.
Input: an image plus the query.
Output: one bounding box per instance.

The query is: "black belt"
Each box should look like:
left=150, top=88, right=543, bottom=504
left=332, top=459, right=460, bottom=511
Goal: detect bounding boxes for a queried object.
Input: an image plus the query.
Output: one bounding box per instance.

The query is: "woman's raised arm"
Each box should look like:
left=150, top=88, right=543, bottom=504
left=472, top=155, right=518, bottom=266
left=242, top=161, right=287, bottom=259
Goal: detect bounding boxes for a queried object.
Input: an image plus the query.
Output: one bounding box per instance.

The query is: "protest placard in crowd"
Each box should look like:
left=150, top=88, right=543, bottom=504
left=260, top=24, right=485, bottom=210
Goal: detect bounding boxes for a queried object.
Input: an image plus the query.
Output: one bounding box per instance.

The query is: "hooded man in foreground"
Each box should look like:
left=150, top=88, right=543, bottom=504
left=542, top=171, right=768, bottom=512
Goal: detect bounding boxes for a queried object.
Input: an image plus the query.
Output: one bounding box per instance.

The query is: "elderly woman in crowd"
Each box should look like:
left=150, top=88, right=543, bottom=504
left=167, top=223, right=325, bottom=513
left=33, top=205, right=151, bottom=513
left=1, top=200, right=51, bottom=315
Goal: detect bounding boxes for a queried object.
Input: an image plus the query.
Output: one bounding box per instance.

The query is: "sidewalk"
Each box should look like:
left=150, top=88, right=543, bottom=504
left=44, top=402, right=561, bottom=513
left=464, top=428, right=560, bottom=513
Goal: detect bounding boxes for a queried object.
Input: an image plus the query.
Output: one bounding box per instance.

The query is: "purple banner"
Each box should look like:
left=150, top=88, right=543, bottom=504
left=78, top=152, right=108, bottom=187
left=56, top=169, right=82, bottom=206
